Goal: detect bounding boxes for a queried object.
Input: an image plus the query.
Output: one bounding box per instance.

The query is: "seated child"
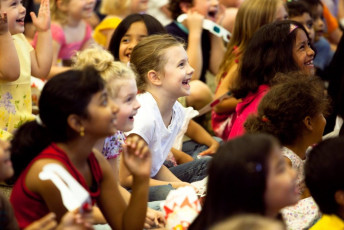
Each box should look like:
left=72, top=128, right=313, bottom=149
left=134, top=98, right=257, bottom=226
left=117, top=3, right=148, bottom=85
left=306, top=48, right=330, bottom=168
left=305, top=137, right=344, bottom=229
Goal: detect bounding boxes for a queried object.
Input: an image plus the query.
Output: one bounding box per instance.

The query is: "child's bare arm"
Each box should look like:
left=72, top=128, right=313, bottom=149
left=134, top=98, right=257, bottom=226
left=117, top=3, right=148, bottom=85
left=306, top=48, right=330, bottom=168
left=185, top=120, right=220, bottom=156
left=185, top=11, right=204, bottom=81
left=209, top=33, right=226, bottom=74
left=0, top=13, right=20, bottom=81
left=171, top=148, right=193, bottom=164
left=213, top=64, right=241, bottom=114
left=30, top=0, right=52, bottom=79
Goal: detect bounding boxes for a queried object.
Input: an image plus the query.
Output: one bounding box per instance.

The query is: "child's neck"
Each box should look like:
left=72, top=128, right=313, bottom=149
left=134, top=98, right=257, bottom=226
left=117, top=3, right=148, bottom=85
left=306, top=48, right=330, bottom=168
left=284, top=143, right=307, bottom=160
left=148, top=89, right=178, bottom=127
left=63, top=15, right=83, bottom=28
left=56, top=137, right=96, bottom=168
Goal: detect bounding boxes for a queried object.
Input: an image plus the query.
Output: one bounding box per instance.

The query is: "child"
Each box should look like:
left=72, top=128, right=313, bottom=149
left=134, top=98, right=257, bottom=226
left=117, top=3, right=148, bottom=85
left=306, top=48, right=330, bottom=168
left=301, top=0, right=334, bottom=72
left=305, top=137, right=344, bottom=229
left=0, top=140, right=95, bottom=229
left=0, top=0, right=52, bottom=140
left=108, top=13, right=167, bottom=63
left=122, top=34, right=219, bottom=198
left=33, top=0, right=96, bottom=78
left=212, top=0, right=288, bottom=140
left=9, top=67, right=151, bottom=229
left=245, top=75, right=328, bottom=229
left=108, top=13, right=212, bottom=111
left=287, top=0, right=315, bottom=43
left=228, top=20, right=315, bottom=139
left=189, top=134, right=299, bottom=229
left=93, top=0, right=149, bottom=48
left=72, top=47, right=165, bottom=228
left=166, top=0, right=225, bottom=83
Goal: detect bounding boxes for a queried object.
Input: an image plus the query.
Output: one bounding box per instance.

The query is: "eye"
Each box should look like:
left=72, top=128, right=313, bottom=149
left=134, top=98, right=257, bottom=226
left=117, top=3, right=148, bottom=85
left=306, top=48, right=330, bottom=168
left=11, top=1, right=17, bottom=6
left=121, top=37, right=130, bottom=44
left=101, top=95, right=108, bottom=106
left=306, top=22, right=313, bottom=29
left=178, top=61, right=185, bottom=68
left=126, top=96, right=133, bottom=103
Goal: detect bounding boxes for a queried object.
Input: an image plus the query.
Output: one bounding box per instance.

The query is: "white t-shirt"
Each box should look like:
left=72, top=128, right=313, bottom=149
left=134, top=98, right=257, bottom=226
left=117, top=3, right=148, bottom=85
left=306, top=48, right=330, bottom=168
left=126, top=92, right=186, bottom=177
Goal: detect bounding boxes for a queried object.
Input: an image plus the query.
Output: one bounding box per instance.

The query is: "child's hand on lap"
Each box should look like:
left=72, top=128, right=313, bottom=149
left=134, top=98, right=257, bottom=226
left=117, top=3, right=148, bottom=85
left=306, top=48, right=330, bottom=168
left=30, top=0, right=50, bottom=32
left=122, top=135, right=151, bottom=178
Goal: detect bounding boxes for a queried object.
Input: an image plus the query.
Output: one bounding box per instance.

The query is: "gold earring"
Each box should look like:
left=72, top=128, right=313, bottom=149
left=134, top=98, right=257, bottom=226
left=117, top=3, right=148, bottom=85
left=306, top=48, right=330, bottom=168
left=80, top=127, right=85, bottom=137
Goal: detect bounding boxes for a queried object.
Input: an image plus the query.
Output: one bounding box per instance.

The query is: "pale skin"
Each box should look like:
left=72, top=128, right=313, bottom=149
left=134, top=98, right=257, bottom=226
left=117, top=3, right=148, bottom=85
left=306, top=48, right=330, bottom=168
left=29, top=0, right=53, bottom=79
left=0, top=0, right=52, bottom=80
left=48, top=0, right=95, bottom=78
left=0, top=13, right=20, bottom=81
left=180, top=4, right=226, bottom=81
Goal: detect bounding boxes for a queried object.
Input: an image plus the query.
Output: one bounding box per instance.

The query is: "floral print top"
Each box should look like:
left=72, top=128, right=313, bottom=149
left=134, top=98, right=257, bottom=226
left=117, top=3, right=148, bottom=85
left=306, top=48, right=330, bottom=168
left=102, top=131, right=126, bottom=159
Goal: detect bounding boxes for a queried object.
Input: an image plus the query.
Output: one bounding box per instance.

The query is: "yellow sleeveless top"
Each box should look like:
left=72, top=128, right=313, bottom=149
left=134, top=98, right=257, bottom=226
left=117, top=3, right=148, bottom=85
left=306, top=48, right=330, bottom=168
left=0, top=33, right=35, bottom=140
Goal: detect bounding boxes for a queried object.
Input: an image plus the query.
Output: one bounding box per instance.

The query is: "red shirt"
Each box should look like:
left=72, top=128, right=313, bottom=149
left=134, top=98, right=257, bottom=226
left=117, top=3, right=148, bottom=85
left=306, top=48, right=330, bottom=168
left=10, top=143, right=102, bottom=229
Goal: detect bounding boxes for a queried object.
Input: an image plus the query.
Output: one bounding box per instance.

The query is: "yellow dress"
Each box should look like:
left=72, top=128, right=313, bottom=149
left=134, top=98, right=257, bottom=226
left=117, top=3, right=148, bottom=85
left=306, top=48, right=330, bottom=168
left=93, top=16, right=122, bottom=47
left=0, top=33, right=35, bottom=140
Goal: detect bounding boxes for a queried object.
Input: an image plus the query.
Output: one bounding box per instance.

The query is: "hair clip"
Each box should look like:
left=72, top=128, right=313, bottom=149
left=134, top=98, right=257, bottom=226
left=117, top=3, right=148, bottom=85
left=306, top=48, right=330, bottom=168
left=177, top=14, right=231, bottom=43
left=247, top=162, right=263, bottom=173
left=261, top=115, right=269, bottom=123
left=289, top=24, right=298, bottom=34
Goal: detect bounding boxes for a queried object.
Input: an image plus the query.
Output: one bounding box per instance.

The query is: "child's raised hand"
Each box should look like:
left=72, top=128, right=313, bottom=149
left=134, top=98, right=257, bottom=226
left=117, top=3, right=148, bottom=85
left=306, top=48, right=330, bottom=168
left=122, top=135, right=151, bottom=178
left=0, top=13, right=9, bottom=35
left=30, top=0, right=50, bottom=32
left=185, top=10, right=204, bottom=34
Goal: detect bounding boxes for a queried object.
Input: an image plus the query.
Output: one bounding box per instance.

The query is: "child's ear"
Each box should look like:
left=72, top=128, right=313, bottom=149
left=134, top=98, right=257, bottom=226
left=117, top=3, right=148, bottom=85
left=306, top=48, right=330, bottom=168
left=147, top=70, right=162, bottom=86
left=180, top=2, right=192, bottom=13
left=335, top=190, right=344, bottom=206
left=67, top=114, right=84, bottom=134
left=303, top=116, right=313, bottom=131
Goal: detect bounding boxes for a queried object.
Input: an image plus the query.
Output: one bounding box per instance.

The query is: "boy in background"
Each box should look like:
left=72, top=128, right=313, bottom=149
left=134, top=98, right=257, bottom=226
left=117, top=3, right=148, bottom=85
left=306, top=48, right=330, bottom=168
left=305, top=137, right=344, bottom=229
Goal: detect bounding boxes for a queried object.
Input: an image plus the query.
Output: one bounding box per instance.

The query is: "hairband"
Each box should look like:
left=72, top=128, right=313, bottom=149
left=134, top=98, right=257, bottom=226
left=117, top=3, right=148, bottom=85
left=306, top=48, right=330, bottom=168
left=177, top=14, right=231, bottom=43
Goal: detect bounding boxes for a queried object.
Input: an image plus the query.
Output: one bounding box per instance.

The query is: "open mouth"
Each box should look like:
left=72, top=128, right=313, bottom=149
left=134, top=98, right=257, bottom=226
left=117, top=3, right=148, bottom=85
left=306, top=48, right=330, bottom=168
left=16, top=18, right=24, bottom=24
left=182, top=79, right=191, bottom=86
left=208, top=9, right=218, bottom=20
left=305, top=59, right=314, bottom=66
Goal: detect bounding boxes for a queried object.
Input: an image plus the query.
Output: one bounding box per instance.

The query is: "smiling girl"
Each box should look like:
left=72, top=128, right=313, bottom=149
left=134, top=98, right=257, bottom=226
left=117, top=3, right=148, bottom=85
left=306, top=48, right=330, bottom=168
left=9, top=67, right=151, bottom=229
left=227, top=20, right=316, bottom=139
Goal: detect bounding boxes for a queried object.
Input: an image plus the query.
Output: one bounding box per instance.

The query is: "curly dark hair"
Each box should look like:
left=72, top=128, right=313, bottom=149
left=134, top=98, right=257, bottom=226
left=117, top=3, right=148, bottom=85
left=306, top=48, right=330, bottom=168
left=245, top=74, right=329, bottom=146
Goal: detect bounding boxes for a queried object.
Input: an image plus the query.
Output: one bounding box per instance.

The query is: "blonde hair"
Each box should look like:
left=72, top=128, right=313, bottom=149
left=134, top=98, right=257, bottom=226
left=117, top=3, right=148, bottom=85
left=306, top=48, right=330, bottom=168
left=72, top=46, right=136, bottom=98
left=100, top=0, right=130, bottom=15
left=130, top=34, right=184, bottom=92
left=217, top=0, right=285, bottom=82
left=210, top=215, right=285, bottom=230
left=50, top=0, right=70, bottom=24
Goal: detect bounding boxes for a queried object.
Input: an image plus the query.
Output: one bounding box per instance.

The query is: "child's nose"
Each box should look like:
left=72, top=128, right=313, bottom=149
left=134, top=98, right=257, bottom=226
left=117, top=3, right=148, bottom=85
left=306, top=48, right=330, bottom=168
left=307, top=47, right=315, bottom=57
left=211, top=0, right=219, bottom=6
left=187, top=63, right=195, bottom=76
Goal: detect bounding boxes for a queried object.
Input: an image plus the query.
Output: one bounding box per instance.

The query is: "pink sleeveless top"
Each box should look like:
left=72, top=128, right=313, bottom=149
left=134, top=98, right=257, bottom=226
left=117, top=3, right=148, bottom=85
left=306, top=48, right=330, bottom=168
left=32, top=23, right=92, bottom=60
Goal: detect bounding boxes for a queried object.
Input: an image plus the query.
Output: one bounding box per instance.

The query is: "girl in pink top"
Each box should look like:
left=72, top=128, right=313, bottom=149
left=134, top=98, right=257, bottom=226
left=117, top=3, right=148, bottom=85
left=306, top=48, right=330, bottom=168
left=33, top=0, right=96, bottom=79
left=228, top=20, right=316, bottom=139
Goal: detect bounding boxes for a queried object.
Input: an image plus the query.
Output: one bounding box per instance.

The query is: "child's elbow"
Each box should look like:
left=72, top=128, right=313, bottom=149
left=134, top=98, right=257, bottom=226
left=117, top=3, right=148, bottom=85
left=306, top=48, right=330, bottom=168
left=0, top=70, right=20, bottom=82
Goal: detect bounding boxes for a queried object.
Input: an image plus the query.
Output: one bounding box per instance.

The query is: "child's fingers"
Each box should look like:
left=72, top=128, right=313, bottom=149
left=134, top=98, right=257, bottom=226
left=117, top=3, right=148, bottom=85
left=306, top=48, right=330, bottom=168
left=30, top=12, right=37, bottom=22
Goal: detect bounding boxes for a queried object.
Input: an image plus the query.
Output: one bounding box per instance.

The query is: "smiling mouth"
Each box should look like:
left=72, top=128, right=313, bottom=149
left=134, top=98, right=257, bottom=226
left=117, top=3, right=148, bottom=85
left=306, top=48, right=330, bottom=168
left=305, top=60, right=314, bottom=66
left=182, top=79, right=191, bottom=85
